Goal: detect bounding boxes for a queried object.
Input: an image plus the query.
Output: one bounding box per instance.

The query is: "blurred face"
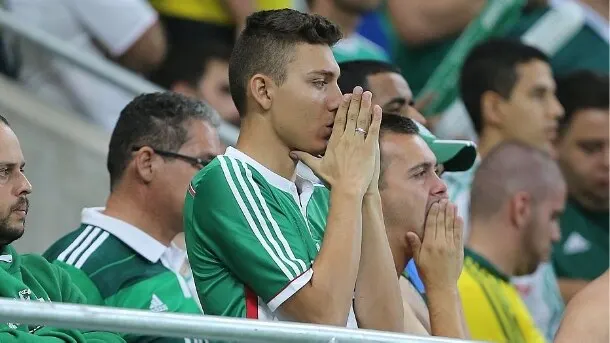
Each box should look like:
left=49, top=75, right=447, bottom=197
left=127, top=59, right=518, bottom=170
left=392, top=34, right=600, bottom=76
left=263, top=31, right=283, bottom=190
left=154, top=120, right=223, bottom=232
left=271, top=43, right=342, bottom=156
left=333, top=0, right=382, bottom=14
left=496, top=60, right=564, bottom=155
left=197, top=59, right=240, bottom=126
left=517, top=185, right=566, bottom=276
left=557, top=109, right=609, bottom=211
left=379, top=133, right=448, bottom=240
left=367, top=72, right=427, bottom=125
left=0, top=125, right=32, bottom=246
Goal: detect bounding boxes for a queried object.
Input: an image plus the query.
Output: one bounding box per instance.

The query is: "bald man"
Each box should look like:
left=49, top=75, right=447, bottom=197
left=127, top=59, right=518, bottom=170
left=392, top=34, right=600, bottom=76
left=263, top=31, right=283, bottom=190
left=458, top=141, right=566, bottom=343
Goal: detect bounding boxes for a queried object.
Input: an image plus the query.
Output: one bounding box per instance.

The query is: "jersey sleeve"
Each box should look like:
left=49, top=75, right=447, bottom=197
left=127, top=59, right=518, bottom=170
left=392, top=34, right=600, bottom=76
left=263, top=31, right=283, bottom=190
left=69, top=0, right=158, bottom=56
left=185, top=157, right=313, bottom=315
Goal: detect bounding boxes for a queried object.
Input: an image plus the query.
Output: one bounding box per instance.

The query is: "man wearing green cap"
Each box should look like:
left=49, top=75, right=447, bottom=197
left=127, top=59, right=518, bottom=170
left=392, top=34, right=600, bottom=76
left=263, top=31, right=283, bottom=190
left=378, top=113, right=476, bottom=338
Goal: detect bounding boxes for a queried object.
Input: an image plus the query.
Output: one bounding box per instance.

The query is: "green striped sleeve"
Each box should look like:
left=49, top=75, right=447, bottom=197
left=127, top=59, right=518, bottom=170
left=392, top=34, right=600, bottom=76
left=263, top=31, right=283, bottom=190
left=185, top=156, right=313, bottom=316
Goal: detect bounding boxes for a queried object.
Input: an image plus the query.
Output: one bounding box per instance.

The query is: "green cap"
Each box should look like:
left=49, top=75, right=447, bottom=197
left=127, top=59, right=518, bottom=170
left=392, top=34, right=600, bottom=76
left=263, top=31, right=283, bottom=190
left=415, top=122, right=477, bottom=172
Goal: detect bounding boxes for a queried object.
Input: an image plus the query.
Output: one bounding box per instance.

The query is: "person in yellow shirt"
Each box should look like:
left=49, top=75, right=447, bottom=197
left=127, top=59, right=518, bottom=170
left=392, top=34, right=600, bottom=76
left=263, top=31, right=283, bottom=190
left=459, top=141, right=566, bottom=343
left=150, top=0, right=296, bottom=43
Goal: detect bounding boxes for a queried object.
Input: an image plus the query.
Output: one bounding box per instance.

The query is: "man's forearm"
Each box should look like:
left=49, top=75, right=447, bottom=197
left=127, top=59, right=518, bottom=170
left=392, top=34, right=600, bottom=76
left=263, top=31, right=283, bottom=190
left=426, top=287, right=466, bottom=338
left=305, top=189, right=363, bottom=324
left=354, top=192, right=404, bottom=332
left=558, top=278, right=589, bottom=303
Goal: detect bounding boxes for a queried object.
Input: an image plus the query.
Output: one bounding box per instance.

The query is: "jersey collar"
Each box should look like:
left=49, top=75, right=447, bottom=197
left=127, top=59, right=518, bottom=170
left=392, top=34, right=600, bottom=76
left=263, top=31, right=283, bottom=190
left=81, top=207, right=167, bottom=263
left=225, top=147, right=312, bottom=194
left=465, top=248, right=511, bottom=282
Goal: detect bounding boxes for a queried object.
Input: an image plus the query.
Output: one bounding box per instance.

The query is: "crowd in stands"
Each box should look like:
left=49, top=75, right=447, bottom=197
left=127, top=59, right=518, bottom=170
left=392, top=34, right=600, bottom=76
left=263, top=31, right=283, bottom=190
left=0, top=0, right=607, bottom=342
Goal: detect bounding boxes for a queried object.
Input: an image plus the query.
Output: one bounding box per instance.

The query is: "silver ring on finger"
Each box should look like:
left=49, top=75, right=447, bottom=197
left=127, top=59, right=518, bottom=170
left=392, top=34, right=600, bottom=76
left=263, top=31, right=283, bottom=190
left=355, top=127, right=367, bottom=135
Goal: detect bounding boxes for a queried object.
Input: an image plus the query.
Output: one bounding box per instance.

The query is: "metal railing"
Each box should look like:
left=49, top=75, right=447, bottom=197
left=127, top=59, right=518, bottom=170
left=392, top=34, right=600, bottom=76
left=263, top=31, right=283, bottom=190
left=0, top=299, right=476, bottom=343
left=0, top=8, right=239, bottom=145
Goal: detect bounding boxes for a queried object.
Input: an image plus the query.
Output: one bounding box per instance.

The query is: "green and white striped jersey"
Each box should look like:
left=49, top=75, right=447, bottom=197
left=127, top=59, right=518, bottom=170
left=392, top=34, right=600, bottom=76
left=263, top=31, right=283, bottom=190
left=44, top=208, right=203, bottom=343
left=184, top=147, right=358, bottom=327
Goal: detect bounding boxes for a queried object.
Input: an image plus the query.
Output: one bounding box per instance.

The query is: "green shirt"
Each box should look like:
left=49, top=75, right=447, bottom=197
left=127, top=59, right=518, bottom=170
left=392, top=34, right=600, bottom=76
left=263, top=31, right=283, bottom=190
left=508, top=5, right=609, bottom=76
left=44, top=209, right=202, bottom=343
left=332, top=33, right=389, bottom=63
left=184, top=147, right=358, bottom=327
left=0, top=244, right=125, bottom=342
left=553, top=199, right=609, bottom=280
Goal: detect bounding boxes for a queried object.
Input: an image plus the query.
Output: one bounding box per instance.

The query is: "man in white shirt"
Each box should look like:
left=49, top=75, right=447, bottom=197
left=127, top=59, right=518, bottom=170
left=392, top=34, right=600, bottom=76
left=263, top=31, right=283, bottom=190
left=7, top=0, right=166, bottom=131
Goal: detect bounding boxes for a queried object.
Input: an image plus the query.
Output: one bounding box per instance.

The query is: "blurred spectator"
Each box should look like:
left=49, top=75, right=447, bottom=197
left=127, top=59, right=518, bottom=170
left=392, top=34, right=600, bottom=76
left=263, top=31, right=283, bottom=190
left=337, top=60, right=426, bottom=124
left=185, top=9, right=404, bottom=330
left=44, top=93, right=223, bottom=342
left=554, top=270, right=609, bottom=343
left=6, top=0, right=167, bottom=132
left=446, top=38, right=563, bottom=230
left=509, top=0, right=609, bottom=76
left=150, top=0, right=294, bottom=46
left=378, top=114, right=475, bottom=337
left=0, top=115, right=124, bottom=342
left=381, top=0, right=488, bottom=99
left=150, top=40, right=239, bottom=126
left=445, top=39, right=566, bottom=341
left=307, top=0, right=388, bottom=63
left=459, top=141, right=565, bottom=343
left=552, top=70, right=609, bottom=301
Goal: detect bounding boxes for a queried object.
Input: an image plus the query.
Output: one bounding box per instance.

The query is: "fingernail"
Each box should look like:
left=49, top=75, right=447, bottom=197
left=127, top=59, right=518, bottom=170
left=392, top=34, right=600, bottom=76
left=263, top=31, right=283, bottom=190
left=353, top=86, right=363, bottom=94
left=343, top=94, right=351, bottom=102
left=289, top=152, right=297, bottom=159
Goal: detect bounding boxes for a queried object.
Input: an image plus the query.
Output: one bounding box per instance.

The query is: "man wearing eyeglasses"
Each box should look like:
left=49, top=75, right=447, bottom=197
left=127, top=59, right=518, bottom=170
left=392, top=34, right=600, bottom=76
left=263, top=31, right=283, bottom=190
left=44, top=92, right=223, bottom=343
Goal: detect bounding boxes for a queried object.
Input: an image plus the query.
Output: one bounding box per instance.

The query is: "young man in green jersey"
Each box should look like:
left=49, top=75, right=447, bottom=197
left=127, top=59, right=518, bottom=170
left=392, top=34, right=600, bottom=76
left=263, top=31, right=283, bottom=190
left=184, top=9, right=403, bottom=330
left=445, top=38, right=566, bottom=341
left=459, top=141, right=566, bottom=343
left=45, top=92, right=222, bottom=343
left=0, top=115, right=124, bottom=342
left=553, top=71, right=609, bottom=301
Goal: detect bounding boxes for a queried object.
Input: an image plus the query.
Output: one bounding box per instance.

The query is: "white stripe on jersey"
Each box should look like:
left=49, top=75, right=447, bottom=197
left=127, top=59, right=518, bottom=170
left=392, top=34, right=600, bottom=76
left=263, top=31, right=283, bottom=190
left=218, top=156, right=294, bottom=279
left=240, top=160, right=307, bottom=273
left=66, top=227, right=102, bottom=265
left=74, top=231, right=110, bottom=268
left=57, top=225, right=94, bottom=262
left=228, top=157, right=302, bottom=277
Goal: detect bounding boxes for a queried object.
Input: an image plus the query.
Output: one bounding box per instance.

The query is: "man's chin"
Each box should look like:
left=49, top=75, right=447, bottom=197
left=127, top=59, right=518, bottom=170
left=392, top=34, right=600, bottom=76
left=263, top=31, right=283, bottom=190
left=0, top=225, right=25, bottom=246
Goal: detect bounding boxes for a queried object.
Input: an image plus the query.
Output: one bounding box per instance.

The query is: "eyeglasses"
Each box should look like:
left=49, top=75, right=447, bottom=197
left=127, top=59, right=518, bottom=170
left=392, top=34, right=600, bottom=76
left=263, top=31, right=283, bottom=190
left=131, top=146, right=213, bottom=170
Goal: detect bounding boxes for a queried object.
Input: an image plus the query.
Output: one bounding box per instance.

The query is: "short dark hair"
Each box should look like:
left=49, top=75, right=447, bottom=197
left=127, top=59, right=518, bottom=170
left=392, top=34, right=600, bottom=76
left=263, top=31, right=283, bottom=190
left=0, top=114, right=9, bottom=127
left=337, top=60, right=401, bottom=94
left=229, top=9, right=342, bottom=115
left=556, top=70, right=609, bottom=136
left=150, top=39, right=233, bottom=90
left=380, top=112, right=419, bottom=136
left=379, top=113, right=419, bottom=186
left=107, top=92, right=220, bottom=190
left=460, top=39, right=549, bottom=134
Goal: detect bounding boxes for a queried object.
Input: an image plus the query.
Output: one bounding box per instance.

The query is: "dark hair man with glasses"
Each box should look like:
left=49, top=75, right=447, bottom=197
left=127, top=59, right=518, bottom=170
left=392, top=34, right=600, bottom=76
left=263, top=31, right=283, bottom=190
left=44, top=92, right=222, bottom=343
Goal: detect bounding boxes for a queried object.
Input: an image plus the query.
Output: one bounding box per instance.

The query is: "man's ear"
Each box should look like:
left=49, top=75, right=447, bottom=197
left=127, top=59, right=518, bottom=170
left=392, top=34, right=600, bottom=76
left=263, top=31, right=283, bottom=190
left=509, top=191, right=532, bottom=231
left=132, top=147, right=157, bottom=184
left=480, top=90, right=508, bottom=130
left=249, top=74, right=275, bottom=111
